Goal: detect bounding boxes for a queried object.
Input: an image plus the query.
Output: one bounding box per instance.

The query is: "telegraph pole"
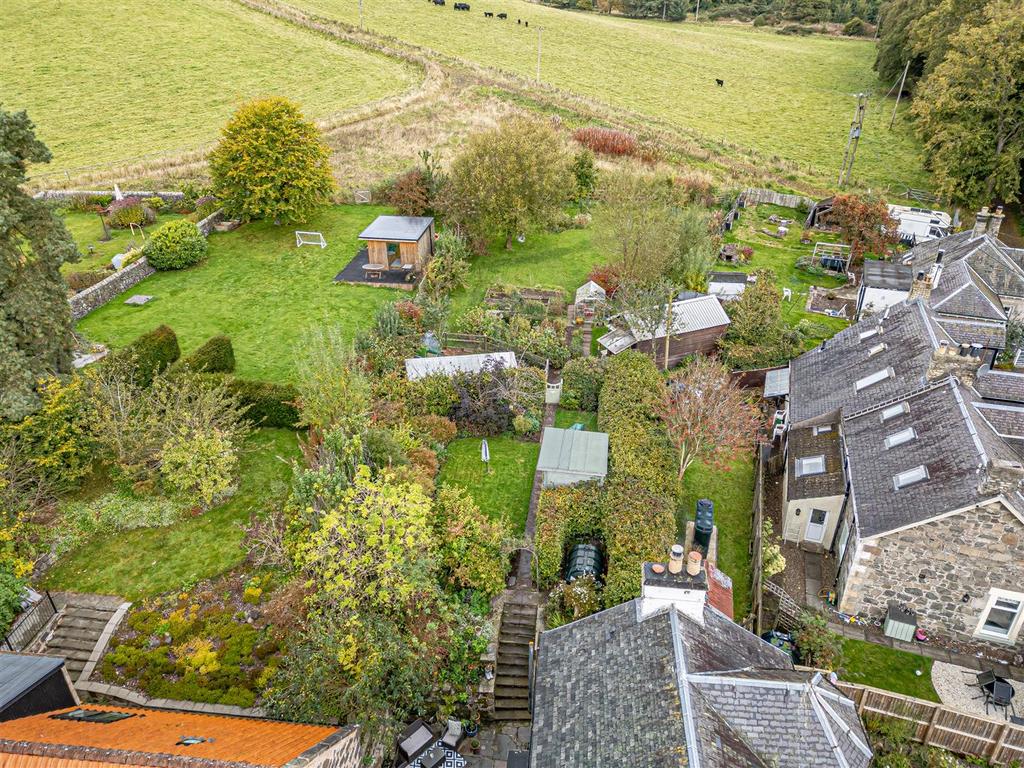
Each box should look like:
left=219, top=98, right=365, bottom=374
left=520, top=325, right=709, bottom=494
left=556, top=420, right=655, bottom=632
left=694, top=0, right=701, bottom=21
left=888, top=60, right=910, bottom=130
left=536, top=27, right=543, bottom=81
left=838, top=93, right=867, bottom=188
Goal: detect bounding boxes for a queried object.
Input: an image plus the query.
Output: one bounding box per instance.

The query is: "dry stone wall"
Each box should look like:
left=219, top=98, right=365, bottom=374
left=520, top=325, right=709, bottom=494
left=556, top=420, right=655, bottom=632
left=69, top=258, right=155, bottom=321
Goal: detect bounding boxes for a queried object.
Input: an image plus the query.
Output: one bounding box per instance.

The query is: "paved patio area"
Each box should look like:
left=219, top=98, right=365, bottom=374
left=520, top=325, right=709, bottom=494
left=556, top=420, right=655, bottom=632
left=462, top=723, right=531, bottom=768
left=932, top=661, right=1023, bottom=719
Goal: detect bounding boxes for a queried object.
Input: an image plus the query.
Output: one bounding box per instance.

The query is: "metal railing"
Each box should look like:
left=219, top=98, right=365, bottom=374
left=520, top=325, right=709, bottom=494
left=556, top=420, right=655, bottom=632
left=3, top=592, right=58, bottom=652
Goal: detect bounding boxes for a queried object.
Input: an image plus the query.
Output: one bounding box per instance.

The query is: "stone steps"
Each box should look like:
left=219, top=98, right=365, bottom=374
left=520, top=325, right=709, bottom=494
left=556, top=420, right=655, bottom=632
left=493, top=599, right=538, bottom=723
left=39, top=599, right=122, bottom=682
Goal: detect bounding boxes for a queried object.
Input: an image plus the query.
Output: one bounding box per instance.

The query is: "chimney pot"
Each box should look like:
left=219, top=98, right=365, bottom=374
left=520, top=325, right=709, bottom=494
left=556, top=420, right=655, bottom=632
left=686, top=551, right=702, bottom=577
left=668, top=545, right=685, bottom=575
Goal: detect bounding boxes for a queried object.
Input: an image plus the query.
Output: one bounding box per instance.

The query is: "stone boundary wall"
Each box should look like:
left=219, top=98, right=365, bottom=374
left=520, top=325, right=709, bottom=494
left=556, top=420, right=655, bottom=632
left=195, top=208, right=225, bottom=236
left=35, top=189, right=185, bottom=202
left=69, top=258, right=155, bottom=321
left=75, top=679, right=267, bottom=718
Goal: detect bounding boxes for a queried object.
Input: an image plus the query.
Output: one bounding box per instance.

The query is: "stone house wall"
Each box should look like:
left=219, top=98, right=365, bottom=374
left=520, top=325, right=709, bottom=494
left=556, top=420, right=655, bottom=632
left=69, top=258, right=155, bottom=321
left=840, top=501, right=1024, bottom=653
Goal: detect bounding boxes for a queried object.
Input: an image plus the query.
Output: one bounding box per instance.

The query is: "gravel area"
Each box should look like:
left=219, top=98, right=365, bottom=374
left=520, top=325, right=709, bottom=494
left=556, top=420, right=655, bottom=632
left=932, top=661, right=1023, bottom=717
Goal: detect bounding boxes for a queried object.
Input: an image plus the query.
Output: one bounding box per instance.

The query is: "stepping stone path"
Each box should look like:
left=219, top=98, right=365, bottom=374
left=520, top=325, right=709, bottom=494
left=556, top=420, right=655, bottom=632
left=124, top=294, right=154, bottom=305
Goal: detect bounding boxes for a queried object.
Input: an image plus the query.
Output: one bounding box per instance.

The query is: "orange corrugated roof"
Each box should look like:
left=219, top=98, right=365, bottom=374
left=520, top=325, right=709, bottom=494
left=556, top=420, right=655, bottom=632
left=0, top=704, right=340, bottom=767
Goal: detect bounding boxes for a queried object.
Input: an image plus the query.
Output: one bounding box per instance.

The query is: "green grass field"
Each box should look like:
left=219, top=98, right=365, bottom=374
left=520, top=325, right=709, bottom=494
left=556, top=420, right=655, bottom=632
left=680, top=454, right=755, bottom=615
left=44, top=428, right=300, bottom=599
left=437, top=436, right=539, bottom=535
left=554, top=409, right=599, bottom=431
left=840, top=638, right=939, bottom=701
left=2, top=0, right=419, bottom=174
left=63, top=211, right=186, bottom=272
left=75, top=206, right=401, bottom=382
left=291, top=0, right=925, bottom=189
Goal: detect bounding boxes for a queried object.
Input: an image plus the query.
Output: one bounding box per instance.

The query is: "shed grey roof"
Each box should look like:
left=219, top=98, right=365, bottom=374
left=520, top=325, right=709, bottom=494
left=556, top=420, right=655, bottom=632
left=530, top=601, right=870, bottom=768
left=841, top=378, right=1016, bottom=537
left=788, top=300, right=938, bottom=425
left=536, top=427, right=608, bottom=477
left=975, top=367, right=1024, bottom=403
left=787, top=424, right=846, bottom=500
left=597, top=295, right=730, bottom=355
left=0, top=654, right=65, bottom=711
left=404, top=351, right=517, bottom=381
left=863, top=260, right=913, bottom=290
left=708, top=271, right=748, bottom=284
left=358, top=215, right=433, bottom=242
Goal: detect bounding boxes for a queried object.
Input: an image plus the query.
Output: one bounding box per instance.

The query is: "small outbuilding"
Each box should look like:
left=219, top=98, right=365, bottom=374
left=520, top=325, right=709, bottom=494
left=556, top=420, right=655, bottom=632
left=574, top=280, right=607, bottom=305
left=404, top=351, right=517, bottom=381
left=0, top=654, right=78, bottom=722
left=707, top=271, right=748, bottom=301
left=536, top=427, right=609, bottom=488
left=358, top=215, right=435, bottom=272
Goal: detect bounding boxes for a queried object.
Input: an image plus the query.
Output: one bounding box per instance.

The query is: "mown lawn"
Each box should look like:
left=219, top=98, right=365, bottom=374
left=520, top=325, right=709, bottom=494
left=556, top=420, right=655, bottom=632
left=291, top=0, right=926, bottom=189
left=62, top=211, right=185, bottom=273
left=554, top=409, right=599, bottom=431
left=75, top=205, right=401, bottom=382
left=450, top=225, right=603, bottom=320
left=840, top=638, right=939, bottom=701
left=721, top=203, right=849, bottom=348
left=679, top=454, right=755, bottom=616
left=44, top=428, right=300, bottom=599
left=2, top=0, right=419, bottom=173
left=437, top=435, right=539, bottom=535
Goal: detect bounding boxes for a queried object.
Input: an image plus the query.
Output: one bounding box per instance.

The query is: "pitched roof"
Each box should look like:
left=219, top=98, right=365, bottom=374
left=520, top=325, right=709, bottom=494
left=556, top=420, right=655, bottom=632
left=841, top=378, right=1015, bottom=537
left=975, top=367, right=1024, bottom=404
left=928, top=260, right=1006, bottom=321
left=536, top=427, right=609, bottom=477
left=788, top=300, right=938, bottom=425
left=357, top=215, right=433, bottom=242
left=575, top=281, right=606, bottom=303
left=932, top=317, right=1006, bottom=349
left=404, top=351, right=517, bottom=380
left=530, top=601, right=870, bottom=768
left=786, top=424, right=846, bottom=500
left=0, top=656, right=65, bottom=712
left=862, top=260, right=913, bottom=291
left=598, top=295, right=730, bottom=353
left=906, top=232, right=1024, bottom=299
left=0, top=705, right=347, bottom=768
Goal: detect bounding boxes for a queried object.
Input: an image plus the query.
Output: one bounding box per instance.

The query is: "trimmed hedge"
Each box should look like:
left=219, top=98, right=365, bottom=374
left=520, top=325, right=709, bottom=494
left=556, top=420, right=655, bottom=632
left=561, top=357, right=606, bottom=411
left=179, top=335, right=235, bottom=374
left=116, top=325, right=181, bottom=386
left=603, top=480, right=676, bottom=606
left=535, top=484, right=605, bottom=588
left=144, top=219, right=207, bottom=270
left=228, top=379, right=299, bottom=428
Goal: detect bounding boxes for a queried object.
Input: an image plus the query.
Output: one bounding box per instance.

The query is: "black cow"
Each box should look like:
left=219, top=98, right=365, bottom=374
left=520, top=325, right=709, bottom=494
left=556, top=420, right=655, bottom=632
left=433, top=0, right=444, bottom=5
left=497, top=11, right=507, bottom=17
left=715, top=78, right=724, bottom=87
left=453, top=2, right=469, bottom=9
left=484, top=10, right=493, bottom=16
left=524, top=19, right=528, bottom=25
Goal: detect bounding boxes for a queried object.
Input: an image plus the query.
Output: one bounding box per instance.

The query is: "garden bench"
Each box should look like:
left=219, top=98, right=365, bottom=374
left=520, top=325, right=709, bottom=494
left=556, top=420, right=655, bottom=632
left=295, top=230, right=327, bottom=249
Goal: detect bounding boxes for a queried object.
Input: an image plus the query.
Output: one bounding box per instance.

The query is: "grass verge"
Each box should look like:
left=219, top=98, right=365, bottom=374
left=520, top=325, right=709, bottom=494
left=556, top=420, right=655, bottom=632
left=840, top=638, right=940, bottom=701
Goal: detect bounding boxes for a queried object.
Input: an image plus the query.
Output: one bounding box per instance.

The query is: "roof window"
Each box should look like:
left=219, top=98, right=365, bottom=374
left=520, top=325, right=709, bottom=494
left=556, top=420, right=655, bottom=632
left=859, top=326, right=882, bottom=341
left=51, top=709, right=135, bottom=724
left=881, top=402, right=909, bottom=422
left=812, top=425, right=833, bottom=436
left=855, top=367, right=894, bottom=392
left=868, top=343, right=887, bottom=357
left=884, top=427, right=917, bottom=449
left=177, top=736, right=213, bottom=746
left=893, top=465, right=929, bottom=490
left=795, top=455, right=826, bottom=477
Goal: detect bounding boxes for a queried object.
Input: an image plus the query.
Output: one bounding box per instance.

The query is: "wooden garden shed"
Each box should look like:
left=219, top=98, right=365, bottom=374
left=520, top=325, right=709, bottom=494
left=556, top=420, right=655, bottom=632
left=358, top=215, right=435, bottom=271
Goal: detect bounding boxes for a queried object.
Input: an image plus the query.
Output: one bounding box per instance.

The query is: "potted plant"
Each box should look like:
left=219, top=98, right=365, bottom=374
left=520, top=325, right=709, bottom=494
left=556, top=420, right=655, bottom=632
left=469, top=738, right=481, bottom=755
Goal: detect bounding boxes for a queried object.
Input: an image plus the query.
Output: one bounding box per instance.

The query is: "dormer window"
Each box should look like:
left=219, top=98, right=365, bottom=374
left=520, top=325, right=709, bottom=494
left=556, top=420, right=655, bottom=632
left=855, top=367, right=894, bottom=392
left=893, top=465, right=929, bottom=489
left=868, top=343, right=887, bottom=357
left=795, top=455, right=826, bottom=477
left=881, top=402, right=909, bottom=422
left=812, top=425, right=833, bottom=436
left=884, top=427, right=917, bottom=449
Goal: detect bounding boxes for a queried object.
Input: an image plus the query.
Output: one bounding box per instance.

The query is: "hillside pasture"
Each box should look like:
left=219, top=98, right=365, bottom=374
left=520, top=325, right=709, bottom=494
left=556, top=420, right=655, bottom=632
left=1, top=0, right=419, bottom=175
left=290, top=0, right=926, bottom=189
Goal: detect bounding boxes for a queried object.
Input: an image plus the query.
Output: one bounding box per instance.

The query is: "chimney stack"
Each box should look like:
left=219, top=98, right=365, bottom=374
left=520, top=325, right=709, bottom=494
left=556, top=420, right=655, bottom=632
left=639, top=545, right=708, bottom=625
left=907, top=270, right=933, bottom=303
left=668, top=544, right=685, bottom=575
left=927, top=342, right=984, bottom=384
left=989, top=206, right=1005, bottom=238
left=973, top=207, right=992, bottom=238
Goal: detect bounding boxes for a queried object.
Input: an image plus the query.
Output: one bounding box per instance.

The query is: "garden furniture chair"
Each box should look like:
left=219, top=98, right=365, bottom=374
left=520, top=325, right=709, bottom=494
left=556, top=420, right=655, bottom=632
left=441, top=718, right=462, bottom=750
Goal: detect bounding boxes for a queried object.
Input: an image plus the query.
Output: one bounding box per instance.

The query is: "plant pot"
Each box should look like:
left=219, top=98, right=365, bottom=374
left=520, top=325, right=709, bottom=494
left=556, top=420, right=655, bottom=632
left=470, top=740, right=481, bottom=754
left=465, top=721, right=479, bottom=737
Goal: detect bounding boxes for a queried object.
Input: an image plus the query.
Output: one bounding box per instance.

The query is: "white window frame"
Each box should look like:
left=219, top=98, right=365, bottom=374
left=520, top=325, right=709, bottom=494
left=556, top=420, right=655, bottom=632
left=893, top=465, right=929, bottom=489
left=881, top=402, right=909, bottom=422
left=974, top=588, right=1024, bottom=643
left=856, top=367, right=894, bottom=392
left=812, top=425, right=833, bottom=436
left=796, top=455, right=826, bottom=478
left=884, top=427, right=917, bottom=449
left=859, top=327, right=881, bottom=341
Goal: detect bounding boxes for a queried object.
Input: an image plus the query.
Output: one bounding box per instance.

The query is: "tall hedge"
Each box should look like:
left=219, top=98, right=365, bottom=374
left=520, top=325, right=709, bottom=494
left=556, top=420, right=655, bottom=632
left=116, top=325, right=181, bottom=386
left=178, top=335, right=235, bottom=374
left=603, top=480, right=677, bottom=606
left=561, top=357, right=606, bottom=412
left=535, top=483, right=605, bottom=588
left=228, top=379, right=299, bottom=428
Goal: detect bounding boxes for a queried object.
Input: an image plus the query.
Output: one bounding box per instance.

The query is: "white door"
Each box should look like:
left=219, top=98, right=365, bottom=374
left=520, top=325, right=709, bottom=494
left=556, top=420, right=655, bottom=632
left=805, top=509, right=828, bottom=544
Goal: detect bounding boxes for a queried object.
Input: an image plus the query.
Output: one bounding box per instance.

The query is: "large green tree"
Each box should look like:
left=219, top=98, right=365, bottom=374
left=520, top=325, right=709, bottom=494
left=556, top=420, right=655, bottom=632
left=874, top=0, right=932, bottom=86
left=0, top=108, right=79, bottom=421
left=208, top=97, right=334, bottom=224
left=443, top=117, right=570, bottom=249
left=912, top=0, right=1024, bottom=205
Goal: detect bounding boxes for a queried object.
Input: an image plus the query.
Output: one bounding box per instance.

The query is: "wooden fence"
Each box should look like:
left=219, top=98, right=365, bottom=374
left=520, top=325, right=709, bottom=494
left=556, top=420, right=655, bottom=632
left=837, top=682, right=1024, bottom=765
left=740, top=187, right=817, bottom=211
left=750, top=443, right=768, bottom=634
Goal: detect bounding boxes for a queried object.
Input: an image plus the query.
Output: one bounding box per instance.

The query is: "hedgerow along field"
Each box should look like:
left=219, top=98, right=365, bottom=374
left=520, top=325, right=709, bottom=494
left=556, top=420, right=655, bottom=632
left=1, top=0, right=419, bottom=175
left=290, top=0, right=927, bottom=190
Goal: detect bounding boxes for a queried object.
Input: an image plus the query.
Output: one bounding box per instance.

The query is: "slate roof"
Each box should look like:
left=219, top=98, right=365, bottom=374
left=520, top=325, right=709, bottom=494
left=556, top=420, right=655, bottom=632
left=933, top=317, right=1006, bottom=349
left=862, top=260, right=913, bottom=291
left=972, top=402, right=1024, bottom=439
left=928, top=260, right=1006, bottom=321
left=358, top=215, right=433, bottom=242
left=906, top=232, right=1024, bottom=300
left=531, top=601, right=871, bottom=768
left=0, top=656, right=64, bottom=712
left=841, top=378, right=1015, bottom=537
left=786, top=424, right=846, bottom=500
left=975, top=367, right=1024, bottom=404
left=788, top=300, right=939, bottom=425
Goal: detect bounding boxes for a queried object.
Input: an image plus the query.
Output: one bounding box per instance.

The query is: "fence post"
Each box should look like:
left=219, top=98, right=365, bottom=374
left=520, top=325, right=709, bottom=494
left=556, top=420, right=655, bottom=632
left=856, top=687, right=867, bottom=716
left=990, top=722, right=1010, bottom=764
left=922, top=705, right=941, bottom=745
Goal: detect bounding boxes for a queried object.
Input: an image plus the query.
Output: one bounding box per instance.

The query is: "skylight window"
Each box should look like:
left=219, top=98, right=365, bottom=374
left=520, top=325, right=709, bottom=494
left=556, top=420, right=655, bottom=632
left=868, top=343, right=887, bottom=357
left=884, top=427, right=917, bottom=449
left=855, top=367, right=894, bottom=392
left=812, top=425, right=833, bottom=436
left=795, top=455, right=826, bottom=477
left=881, top=402, right=909, bottom=422
left=177, top=737, right=212, bottom=746
left=893, top=465, right=929, bottom=490
left=52, top=709, right=135, bottom=724
left=859, top=326, right=882, bottom=341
